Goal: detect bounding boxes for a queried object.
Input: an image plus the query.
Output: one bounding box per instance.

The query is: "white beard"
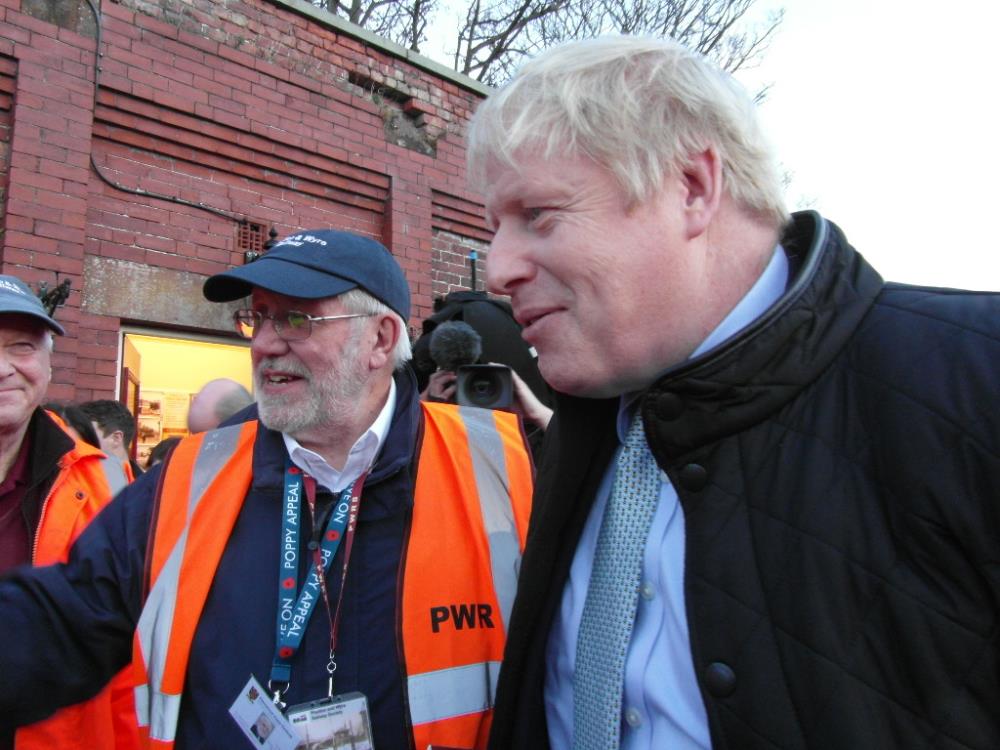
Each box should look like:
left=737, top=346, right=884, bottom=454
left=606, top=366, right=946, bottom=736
left=255, top=343, right=369, bottom=440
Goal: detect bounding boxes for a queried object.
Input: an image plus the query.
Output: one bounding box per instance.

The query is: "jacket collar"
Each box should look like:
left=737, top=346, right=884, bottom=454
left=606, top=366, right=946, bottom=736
left=27, top=409, right=76, bottom=488
left=636, top=211, right=885, bottom=461
left=547, top=212, right=885, bottom=464
left=20, top=409, right=79, bottom=534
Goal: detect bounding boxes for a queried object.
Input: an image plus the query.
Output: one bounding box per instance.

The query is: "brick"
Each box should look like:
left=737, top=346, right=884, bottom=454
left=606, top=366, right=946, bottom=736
left=78, top=342, right=117, bottom=360
left=7, top=10, right=61, bottom=38
left=17, top=39, right=85, bottom=71
left=35, top=221, right=84, bottom=243
left=102, top=13, right=141, bottom=41
left=41, top=129, right=93, bottom=155
left=4, top=214, right=34, bottom=233
left=7, top=197, right=62, bottom=222
left=99, top=242, right=147, bottom=264
left=0, top=24, right=29, bottom=47
left=135, top=13, right=179, bottom=39
left=73, top=372, right=116, bottom=390
left=109, top=43, right=160, bottom=74
left=13, top=105, right=67, bottom=134
left=45, top=382, right=77, bottom=401
left=9, top=168, right=63, bottom=193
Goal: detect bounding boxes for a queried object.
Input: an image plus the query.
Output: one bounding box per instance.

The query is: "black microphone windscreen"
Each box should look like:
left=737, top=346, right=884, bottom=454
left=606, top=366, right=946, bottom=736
left=429, top=320, right=482, bottom=372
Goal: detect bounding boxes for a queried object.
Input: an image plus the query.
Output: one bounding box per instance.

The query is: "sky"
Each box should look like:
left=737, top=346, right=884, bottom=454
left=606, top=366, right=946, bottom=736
left=426, top=0, right=1000, bottom=291
left=737, top=0, right=1000, bottom=290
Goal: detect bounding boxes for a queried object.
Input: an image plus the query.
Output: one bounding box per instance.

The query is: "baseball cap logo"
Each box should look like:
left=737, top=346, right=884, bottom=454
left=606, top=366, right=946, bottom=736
left=275, top=234, right=329, bottom=248
left=0, top=279, right=28, bottom=296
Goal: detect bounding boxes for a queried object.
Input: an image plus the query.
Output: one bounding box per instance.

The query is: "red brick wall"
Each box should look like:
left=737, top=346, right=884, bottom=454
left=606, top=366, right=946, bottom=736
left=0, top=54, right=13, bottom=237
left=0, top=0, right=496, bottom=401
left=431, top=189, right=493, bottom=298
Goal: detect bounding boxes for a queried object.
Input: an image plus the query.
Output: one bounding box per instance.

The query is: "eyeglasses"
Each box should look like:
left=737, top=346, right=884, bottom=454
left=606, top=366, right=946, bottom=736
left=233, top=309, right=372, bottom=341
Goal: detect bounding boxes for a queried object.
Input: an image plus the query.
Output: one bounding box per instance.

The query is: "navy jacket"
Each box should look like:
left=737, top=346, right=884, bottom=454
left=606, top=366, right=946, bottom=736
left=0, top=369, right=423, bottom=749
left=490, top=212, right=1000, bottom=749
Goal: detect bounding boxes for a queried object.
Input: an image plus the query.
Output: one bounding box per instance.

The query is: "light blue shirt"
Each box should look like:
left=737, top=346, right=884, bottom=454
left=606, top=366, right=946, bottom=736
left=545, top=247, right=789, bottom=749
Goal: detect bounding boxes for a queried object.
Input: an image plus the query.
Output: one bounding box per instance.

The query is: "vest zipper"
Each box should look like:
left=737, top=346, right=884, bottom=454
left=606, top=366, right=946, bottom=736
left=30, top=467, right=65, bottom=564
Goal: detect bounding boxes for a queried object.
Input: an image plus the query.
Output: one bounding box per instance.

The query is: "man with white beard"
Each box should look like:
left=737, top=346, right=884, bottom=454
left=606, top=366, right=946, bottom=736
left=0, top=230, right=534, bottom=750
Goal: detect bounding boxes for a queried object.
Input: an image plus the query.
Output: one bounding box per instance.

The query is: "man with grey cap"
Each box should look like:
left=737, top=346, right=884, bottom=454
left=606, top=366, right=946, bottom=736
left=0, top=231, right=533, bottom=750
left=0, top=274, right=133, bottom=750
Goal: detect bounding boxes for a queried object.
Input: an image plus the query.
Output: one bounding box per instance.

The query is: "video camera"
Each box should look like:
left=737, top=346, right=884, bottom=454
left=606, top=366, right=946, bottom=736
left=455, top=364, right=513, bottom=410
left=429, top=320, right=514, bottom=410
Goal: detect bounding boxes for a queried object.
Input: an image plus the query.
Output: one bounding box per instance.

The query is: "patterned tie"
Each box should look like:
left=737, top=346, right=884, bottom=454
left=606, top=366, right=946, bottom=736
left=573, top=410, right=661, bottom=749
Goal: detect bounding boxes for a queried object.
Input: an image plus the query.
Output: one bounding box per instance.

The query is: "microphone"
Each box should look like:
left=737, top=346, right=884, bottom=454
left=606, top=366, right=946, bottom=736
left=429, top=320, right=482, bottom=372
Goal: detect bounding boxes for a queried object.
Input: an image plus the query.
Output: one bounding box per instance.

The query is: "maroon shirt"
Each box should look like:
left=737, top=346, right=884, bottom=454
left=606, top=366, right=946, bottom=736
left=0, top=430, right=33, bottom=574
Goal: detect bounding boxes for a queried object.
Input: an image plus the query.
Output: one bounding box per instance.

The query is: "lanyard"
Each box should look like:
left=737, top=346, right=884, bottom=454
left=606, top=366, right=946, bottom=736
left=270, top=460, right=364, bottom=705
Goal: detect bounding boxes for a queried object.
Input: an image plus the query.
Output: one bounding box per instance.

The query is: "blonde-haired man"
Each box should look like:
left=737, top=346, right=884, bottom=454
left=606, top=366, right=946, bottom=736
left=470, top=35, right=1000, bottom=750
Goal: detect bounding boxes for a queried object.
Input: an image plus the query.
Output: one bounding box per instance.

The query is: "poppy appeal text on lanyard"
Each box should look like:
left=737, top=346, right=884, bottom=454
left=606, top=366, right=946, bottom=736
left=270, top=460, right=365, bottom=706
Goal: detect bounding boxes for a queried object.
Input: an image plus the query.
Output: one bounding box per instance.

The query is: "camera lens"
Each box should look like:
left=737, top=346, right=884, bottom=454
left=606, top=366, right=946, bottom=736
left=466, top=375, right=500, bottom=405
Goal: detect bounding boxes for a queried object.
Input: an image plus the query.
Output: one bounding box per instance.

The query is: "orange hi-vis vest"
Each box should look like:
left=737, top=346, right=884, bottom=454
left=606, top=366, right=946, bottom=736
left=16, top=411, right=139, bottom=750
left=131, top=404, right=532, bottom=750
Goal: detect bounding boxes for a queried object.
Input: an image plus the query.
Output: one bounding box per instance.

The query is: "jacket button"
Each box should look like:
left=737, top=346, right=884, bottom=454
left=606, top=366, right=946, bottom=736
left=704, top=662, right=736, bottom=697
left=678, top=463, right=707, bottom=491
left=652, top=393, right=684, bottom=420
left=74, top=490, right=86, bottom=501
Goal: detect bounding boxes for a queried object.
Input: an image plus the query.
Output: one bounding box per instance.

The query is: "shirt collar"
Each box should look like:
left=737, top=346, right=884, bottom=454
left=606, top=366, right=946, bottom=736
left=617, top=244, right=789, bottom=441
left=282, top=378, right=397, bottom=492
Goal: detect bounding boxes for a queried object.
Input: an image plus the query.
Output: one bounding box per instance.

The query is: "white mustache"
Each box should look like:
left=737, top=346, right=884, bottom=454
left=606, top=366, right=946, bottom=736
left=255, top=358, right=311, bottom=380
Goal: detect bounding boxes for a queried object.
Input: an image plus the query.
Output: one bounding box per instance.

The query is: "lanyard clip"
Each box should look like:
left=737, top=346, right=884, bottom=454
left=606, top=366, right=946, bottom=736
left=267, top=680, right=289, bottom=711
left=327, top=655, right=337, bottom=697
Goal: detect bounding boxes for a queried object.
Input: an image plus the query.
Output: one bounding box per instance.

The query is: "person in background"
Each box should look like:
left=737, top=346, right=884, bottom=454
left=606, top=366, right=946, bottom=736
left=423, top=361, right=552, bottom=438
left=187, top=377, right=253, bottom=433
left=415, top=292, right=553, bottom=454
left=0, top=230, right=534, bottom=750
left=79, top=398, right=143, bottom=479
left=467, top=35, right=1000, bottom=749
left=0, top=275, right=137, bottom=750
left=144, top=435, right=180, bottom=470
left=41, top=402, right=102, bottom=449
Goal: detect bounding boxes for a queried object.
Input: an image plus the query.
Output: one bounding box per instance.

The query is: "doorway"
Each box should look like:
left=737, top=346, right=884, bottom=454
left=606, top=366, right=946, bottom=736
left=119, top=329, right=252, bottom=466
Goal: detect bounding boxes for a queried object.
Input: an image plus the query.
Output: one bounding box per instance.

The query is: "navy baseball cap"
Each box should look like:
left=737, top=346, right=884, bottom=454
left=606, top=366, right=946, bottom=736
left=0, top=275, right=65, bottom=334
left=204, top=230, right=411, bottom=320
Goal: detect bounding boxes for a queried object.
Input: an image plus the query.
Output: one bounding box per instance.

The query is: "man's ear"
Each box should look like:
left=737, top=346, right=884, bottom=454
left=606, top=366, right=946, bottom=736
left=681, top=147, right=722, bottom=239
left=110, top=430, right=125, bottom=449
left=368, top=315, right=400, bottom=370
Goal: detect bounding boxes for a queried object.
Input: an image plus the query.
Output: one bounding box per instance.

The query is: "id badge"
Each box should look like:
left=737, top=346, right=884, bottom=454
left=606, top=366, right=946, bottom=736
left=228, top=675, right=301, bottom=750
left=286, top=692, right=375, bottom=749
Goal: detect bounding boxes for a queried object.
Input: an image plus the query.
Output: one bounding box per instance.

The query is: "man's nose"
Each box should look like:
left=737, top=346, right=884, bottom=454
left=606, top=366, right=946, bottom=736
left=250, top=317, right=290, bottom=357
left=486, top=226, right=534, bottom=295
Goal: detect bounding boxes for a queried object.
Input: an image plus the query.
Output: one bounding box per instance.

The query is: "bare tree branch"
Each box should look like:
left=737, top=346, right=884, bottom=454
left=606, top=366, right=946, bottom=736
left=309, top=0, right=783, bottom=86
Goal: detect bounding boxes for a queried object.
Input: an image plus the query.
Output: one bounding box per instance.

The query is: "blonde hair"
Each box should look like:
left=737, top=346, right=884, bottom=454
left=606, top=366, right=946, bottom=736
left=467, top=35, right=788, bottom=228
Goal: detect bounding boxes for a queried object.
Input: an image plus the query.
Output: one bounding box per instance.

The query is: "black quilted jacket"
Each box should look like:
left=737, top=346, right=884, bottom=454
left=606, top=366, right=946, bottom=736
left=489, top=212, right=1000, bottom=750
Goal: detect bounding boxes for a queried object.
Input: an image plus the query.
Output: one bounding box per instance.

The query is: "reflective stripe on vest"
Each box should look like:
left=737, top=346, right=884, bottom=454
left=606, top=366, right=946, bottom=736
left=407, top=660, right=503, bottom=725
left=459, top=405, right=521, bottom=633
left=133, top=423, right=256, bottom=746
left=99, top=454, right=129, bottom=496
left=404, top=404, right=533, bottom=749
